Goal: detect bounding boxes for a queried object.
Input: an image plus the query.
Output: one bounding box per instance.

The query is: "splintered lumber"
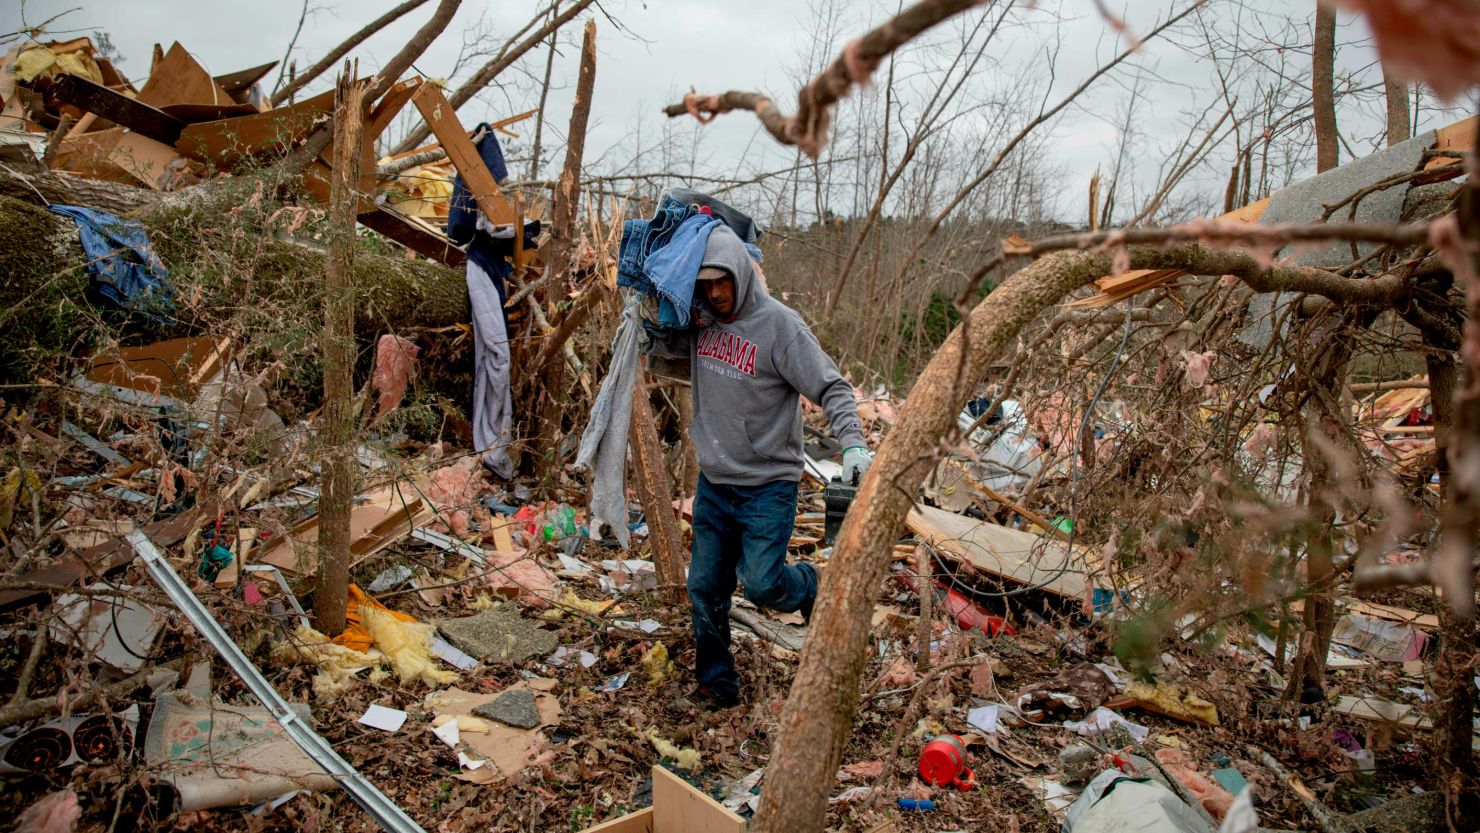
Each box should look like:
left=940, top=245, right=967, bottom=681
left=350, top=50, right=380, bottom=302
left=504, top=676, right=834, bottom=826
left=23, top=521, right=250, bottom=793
left=1425, top=114, right=1475, bottom=169
left=1066, top=268, right=1189, bottom=310
left=905, top=504, right=1090, bottom=599
left=366, top=78, right=422, bottom=143
left=410, top=81, right=516, bottom=226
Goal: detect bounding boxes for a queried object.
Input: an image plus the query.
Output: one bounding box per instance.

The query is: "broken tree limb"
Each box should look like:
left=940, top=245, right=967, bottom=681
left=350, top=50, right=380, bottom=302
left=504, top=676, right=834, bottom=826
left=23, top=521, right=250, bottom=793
left=271, top=0, right=431, bottom=106
left=542, top=18, right=596, bottom=295
left=390, top=0, right=597, bottom=155
left=663, top=0, right=988, bottom=158
left=0, top=657, right=184, bottom=730
left=1250, top=746, right=1345, bottom=833
left=366, top=0, right=462, bottom=104
left=630, top=360, right=687, bottom=602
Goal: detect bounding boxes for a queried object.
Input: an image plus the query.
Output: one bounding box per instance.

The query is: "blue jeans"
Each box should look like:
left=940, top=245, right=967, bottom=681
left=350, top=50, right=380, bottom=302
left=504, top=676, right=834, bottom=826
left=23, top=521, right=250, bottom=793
left=618, top=195, right=694, bottom=294
left=688, top=473, right=816, bottom=699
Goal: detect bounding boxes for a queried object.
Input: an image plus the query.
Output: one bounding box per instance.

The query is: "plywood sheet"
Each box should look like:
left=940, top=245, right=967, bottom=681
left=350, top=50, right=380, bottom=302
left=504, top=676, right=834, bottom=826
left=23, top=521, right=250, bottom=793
left=174, top=86, right=336, bottom=165
left=53, top=127, right=188, bottom=189
left=580, top=807, right=654, bottom=833
left=137, top=43, right=232, bottom=109
left=906, top=504, right=1090, bottom=599
left=651, top=766, right=745, bottom=833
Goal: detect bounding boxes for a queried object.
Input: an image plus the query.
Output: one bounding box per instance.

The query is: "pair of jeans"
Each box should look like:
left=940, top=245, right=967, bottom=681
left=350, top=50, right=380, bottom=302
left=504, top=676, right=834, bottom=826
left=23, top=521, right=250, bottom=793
left=618, top=195, right=694, bottom=294
left=688, top=473, right=817, bottom=699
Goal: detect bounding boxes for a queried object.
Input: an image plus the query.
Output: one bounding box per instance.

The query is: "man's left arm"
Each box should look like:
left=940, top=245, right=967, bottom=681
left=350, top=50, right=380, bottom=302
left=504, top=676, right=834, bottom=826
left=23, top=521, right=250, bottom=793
left=775, top=328, right=872, bottom=479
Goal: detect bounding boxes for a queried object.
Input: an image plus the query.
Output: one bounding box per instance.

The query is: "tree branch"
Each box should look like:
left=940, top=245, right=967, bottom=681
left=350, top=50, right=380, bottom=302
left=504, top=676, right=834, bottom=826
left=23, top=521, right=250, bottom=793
left=661, top=0, right=990, bottom=158
left=390, top=0, right=596, bottom=155
left=272, top=0, right=432, bottom=106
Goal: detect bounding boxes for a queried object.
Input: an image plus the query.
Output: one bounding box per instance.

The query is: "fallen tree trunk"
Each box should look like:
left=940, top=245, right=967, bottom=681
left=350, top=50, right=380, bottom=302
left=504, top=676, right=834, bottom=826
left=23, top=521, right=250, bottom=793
left=0, top=189, right=468, bottom=385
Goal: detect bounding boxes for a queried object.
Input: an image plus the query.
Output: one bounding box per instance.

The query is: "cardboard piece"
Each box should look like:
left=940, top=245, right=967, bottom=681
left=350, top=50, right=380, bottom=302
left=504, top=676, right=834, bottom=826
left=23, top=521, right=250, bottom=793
left=424, top=679, right=561, bottom=780
left=255, top=484, right=433, bottom=574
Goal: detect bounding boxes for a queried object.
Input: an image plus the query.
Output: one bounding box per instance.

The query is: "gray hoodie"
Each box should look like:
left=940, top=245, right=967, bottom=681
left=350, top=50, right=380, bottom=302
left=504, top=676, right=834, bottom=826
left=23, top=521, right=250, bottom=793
left=646, top=225, right=865, bottom=486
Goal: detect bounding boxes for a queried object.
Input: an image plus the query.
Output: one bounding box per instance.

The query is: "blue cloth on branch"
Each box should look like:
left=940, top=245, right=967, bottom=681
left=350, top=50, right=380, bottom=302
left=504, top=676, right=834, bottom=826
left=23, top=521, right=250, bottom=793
left=47, top=204, right=173, bottom=314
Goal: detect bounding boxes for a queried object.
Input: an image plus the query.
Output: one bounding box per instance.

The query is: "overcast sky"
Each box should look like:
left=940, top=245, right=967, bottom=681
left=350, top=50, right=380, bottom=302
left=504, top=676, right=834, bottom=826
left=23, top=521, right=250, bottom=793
left=7, top=0, right=1462, bottom=223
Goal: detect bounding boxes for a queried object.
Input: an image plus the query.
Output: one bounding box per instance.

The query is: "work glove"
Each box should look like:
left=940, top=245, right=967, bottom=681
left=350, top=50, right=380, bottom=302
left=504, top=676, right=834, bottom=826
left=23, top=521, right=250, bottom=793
left=842, top=446, right=874, bottom=485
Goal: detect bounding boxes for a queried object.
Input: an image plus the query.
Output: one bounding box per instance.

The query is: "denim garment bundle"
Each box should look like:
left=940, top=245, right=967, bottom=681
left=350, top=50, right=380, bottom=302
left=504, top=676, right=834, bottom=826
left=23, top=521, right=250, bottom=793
left=644, top=212, right=722, bottom=328
left=619, top=195, right=763, bottom=329
left=47, top=204, right=174, bottom=314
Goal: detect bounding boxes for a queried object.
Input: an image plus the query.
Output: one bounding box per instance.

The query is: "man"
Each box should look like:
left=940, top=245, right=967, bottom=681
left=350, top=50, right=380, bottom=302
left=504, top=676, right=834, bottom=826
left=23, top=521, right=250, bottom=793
left=645, top=224, right=873, bottom=708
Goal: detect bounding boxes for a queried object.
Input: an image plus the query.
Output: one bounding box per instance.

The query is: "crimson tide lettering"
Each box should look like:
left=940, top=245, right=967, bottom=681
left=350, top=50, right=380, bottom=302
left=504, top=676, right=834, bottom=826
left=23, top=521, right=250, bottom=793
left=696, top=328, right=758, bottom=377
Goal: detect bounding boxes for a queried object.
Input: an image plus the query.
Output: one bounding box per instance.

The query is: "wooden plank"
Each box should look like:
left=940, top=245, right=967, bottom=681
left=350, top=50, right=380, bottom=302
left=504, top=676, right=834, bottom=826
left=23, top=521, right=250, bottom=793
left=579, top=807, right=653, bottom=833
left=366, top=77, right=421, bottom=142
left=356, top=207, right=466, bottom=266
left=1425, top=114, right=1475, bottom=170
left=410, top=82, right=516, bottom=226
left=136, top=42, right=233, bottom=109
left=174, top=85, right=337, bottom=165
left=651, top=766, right=745, bottom=833
left=49, top=74, right=186, bottom=143
left=490, top=107, right=538, bottom=137
left=906, top=503, right=1090, bottom=600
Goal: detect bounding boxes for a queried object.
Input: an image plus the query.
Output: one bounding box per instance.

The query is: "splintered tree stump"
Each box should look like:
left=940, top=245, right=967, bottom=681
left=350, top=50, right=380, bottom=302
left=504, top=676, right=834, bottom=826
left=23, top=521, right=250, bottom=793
left=630, top=362, right=687, bottom=601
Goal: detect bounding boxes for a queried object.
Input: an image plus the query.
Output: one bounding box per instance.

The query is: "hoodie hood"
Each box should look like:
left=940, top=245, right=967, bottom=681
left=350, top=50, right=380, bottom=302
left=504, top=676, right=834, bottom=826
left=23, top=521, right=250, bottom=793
left=698, top=224, right=766, bottom=321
